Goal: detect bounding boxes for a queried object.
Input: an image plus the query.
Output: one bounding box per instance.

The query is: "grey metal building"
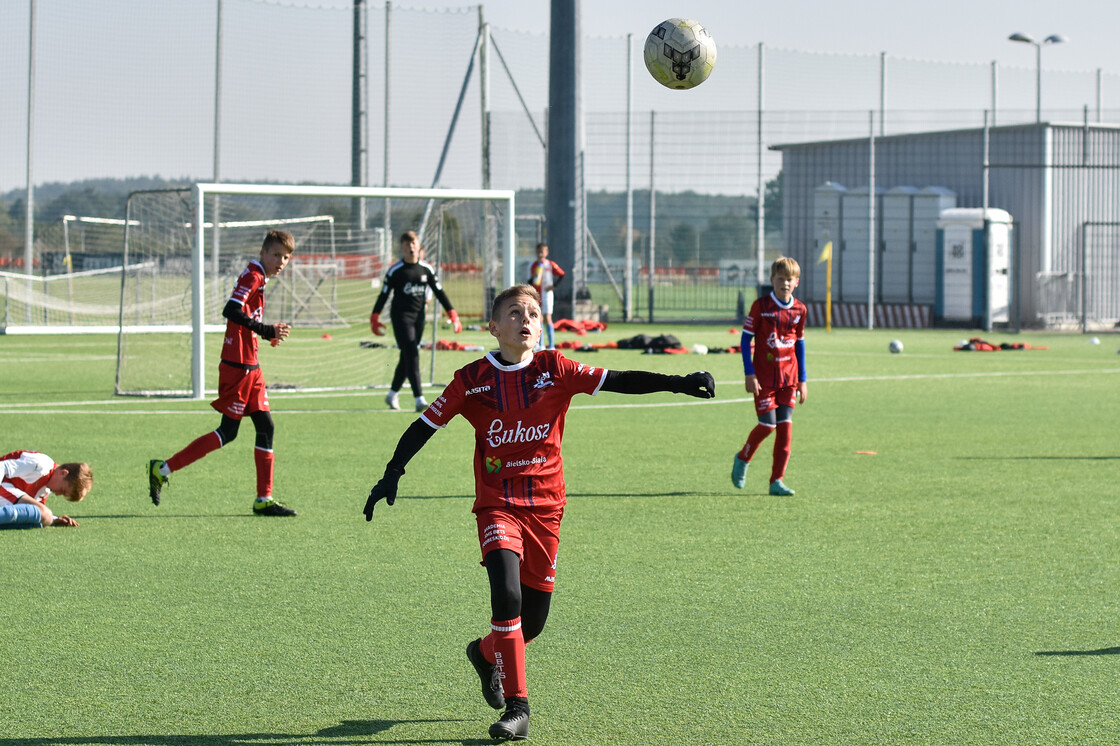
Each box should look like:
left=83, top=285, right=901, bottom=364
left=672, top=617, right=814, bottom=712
left=774, top=122, right=1120, bottom=328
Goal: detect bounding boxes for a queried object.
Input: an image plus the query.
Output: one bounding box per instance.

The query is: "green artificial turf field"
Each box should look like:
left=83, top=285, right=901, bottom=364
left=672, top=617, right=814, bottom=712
left=2, top=324, right=1120, bottom=745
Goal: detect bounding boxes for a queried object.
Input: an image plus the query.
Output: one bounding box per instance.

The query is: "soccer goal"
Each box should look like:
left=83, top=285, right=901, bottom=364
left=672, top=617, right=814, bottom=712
left=115, top=184, right=516, bottom=398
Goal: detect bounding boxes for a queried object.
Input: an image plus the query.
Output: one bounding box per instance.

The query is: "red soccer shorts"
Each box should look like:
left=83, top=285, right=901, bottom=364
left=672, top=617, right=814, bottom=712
left=476, top=505, right=563, bottom=593
left=753, top=385, right=798, bottom=417
left=211, top=363, right=269, bottom=420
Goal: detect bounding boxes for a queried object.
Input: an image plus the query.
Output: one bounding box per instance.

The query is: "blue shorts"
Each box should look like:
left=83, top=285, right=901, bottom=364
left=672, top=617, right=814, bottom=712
left=0, top=502, right=43, bottom=529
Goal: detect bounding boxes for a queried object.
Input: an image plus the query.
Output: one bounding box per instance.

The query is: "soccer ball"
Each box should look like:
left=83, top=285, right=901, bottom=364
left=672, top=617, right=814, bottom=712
left=643, top=18, right=717, bottom=90
left=889, top=339, right=904, bottom=354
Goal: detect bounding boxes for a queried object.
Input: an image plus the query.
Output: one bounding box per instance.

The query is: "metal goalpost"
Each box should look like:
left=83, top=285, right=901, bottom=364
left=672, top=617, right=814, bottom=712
left=186, top=183, right=517, bottom=399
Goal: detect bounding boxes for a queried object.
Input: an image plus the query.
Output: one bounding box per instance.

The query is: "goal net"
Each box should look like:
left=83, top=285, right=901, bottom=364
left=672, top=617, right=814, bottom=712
left=115, top=184, right=515, bottom=398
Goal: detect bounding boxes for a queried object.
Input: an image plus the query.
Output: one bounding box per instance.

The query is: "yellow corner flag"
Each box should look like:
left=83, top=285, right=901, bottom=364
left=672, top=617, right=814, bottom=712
left=817, top=241, right=833, bottom=264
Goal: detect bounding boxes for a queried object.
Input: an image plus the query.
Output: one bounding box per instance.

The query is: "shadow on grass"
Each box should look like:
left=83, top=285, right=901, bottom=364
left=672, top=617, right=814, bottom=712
left=80, top=514, right=253, bottom=520
left=1035, top=646, right=1120, bottom=656
left=0, top=718, right=487, bottom=746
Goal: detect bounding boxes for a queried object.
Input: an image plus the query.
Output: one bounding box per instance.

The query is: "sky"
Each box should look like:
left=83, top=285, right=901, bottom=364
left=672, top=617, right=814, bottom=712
left=407, top=0, right=1118, bottom=73
left=3, top=0, right=1119, bottom=193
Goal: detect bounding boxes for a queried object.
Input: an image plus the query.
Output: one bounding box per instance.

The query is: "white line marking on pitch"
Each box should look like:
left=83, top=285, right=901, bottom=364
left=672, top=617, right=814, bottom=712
left=3, top=367, right=1119, bottom=414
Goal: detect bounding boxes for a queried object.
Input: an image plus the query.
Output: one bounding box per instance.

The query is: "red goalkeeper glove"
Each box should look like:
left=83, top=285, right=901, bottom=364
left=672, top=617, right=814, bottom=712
left=369, top=312, right=386, bottom=336
left=448, top=309, right=462, bottom=334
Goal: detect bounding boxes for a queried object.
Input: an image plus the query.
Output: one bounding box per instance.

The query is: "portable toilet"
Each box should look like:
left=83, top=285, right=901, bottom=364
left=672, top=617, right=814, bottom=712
left=880, top=186, right=919, bottom=303
left=935, top=208, right=1013, bottom=329
left=811, top=182, right=847, bottom=301
left=912, top=187, right=957, bottom=305
left=840, top=186, right=884, bottom=303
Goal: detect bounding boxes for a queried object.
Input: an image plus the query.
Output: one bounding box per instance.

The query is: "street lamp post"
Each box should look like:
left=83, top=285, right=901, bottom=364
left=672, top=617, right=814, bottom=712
left=1008, top=32, right=1068, bottom=123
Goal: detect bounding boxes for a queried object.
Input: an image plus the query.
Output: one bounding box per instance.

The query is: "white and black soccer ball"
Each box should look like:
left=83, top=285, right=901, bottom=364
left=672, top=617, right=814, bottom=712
left=889, top=339, right=904, bottom=354
left=643, top=18, right=717, bottom=90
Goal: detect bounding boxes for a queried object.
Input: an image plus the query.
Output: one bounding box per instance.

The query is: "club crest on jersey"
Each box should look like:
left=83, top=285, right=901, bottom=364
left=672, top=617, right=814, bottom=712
left=533, top=371, right=554, bottom=389
left=485, top=457, right=502, bottom=473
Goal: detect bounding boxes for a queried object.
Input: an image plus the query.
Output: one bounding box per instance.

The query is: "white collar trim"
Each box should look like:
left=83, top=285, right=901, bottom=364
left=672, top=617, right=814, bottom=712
left=485, top=351, right=535, bottom=372
left=770, top=291, right=793, bottom=309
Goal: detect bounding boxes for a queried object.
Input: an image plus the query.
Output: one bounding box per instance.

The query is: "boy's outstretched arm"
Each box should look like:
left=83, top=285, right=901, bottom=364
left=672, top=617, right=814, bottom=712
left=600, top=370, right=715, bottom=399
left=364, top=419, right=437, bottom=521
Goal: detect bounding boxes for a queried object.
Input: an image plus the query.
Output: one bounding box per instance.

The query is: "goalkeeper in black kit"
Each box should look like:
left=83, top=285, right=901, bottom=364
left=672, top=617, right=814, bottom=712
left=370, top=230, right=462, bottom=412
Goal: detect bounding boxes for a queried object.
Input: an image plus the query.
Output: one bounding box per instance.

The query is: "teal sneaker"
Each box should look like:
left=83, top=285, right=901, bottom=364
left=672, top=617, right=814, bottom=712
left=148, top=459, right=168, bottom=506
left=731, top=455, right=750, bottom=489
left=769, top=479, right=795, bottom=496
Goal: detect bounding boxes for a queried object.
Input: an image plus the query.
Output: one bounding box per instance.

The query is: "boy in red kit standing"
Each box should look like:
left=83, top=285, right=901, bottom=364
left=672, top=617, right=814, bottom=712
left=363, top=284, right=715, bottom=741
left=732, top=256, right=808, bottom=496
left=148, top=230, right=297, bottom=516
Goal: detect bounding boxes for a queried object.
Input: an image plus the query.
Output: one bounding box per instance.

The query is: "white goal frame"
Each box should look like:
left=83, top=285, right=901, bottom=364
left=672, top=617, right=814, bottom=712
left=186, top=183, right=516, bottom=399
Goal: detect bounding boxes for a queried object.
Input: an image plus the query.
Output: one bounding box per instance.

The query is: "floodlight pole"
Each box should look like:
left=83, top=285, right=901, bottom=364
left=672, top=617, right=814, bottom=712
left=1008, top=32, right=1067, bottom=123
left=24, top=0, right=36, bottom=320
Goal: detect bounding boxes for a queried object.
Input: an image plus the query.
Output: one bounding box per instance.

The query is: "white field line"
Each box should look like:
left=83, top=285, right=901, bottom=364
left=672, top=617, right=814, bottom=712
left=3, top=367, right=1120, bottom=415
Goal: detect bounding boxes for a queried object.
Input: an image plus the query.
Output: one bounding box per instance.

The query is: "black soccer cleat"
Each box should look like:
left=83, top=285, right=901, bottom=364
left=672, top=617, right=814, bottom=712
left=467, top=638, right=505, bottom=710
left=488, top=697, right=529, bottom=741
left=252, top=498, right=298, bottom=516
left=148, top=459, right=168, bottom=506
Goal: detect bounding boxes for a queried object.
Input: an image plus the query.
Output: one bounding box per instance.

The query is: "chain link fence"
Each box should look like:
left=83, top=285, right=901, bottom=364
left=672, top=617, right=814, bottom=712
left=4, top=1, right=1120, bottom=324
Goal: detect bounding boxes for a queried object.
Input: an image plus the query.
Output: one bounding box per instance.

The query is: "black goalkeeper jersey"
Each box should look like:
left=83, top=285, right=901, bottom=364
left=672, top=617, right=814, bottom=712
left=371, top=259, right=455, bottom=322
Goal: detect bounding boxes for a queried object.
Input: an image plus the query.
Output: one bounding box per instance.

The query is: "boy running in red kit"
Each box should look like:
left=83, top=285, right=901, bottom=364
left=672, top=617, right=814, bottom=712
left=148, top=230, right=297, bottom=516
left=363, top=284, right=715, bottom=741
left=732, top=256, right=808, bottom=496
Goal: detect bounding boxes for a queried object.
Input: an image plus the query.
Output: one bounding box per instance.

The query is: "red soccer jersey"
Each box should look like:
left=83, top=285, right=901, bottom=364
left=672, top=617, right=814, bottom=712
left=0, top=450, right=57, bottom=504
left=421, top=350, right=607, bottom=511
left=528, top=259, right=565, bottom=294
left=743, top=292, right=807, bottom=389
left=222, top=260, right=268, bottom=366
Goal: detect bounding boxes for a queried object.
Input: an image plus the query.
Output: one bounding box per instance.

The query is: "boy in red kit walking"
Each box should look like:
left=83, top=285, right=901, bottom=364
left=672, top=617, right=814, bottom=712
left=363, top=284, right=715, bottom=741
left=732, top=257, right=808, bottom=496
left=148, top=230, right=297, bottom=517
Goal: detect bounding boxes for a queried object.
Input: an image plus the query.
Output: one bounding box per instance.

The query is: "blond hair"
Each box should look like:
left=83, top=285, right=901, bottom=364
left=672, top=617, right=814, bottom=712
left=58, top=462, right=93, bottom=502
left=771, top=256, right=801, bottom=279
left=491, top=284, right=541, bottom=319
left=262, top=230, right=295, bottom=254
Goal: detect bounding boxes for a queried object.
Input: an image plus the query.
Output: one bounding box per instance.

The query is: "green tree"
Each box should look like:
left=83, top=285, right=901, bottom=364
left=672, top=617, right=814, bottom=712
left=668, top=222, right=699, bottom=266
left=763, top=170, right=783, bottom=227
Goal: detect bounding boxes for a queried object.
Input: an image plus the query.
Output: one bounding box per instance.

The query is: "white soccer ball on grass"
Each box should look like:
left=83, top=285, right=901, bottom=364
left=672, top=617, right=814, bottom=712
left=889, top=339, right=904, bottom=354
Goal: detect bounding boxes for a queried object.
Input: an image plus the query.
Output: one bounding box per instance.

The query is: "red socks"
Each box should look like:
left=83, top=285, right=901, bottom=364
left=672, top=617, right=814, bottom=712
left=254, top=447, right=274, bottom=499
left=739, top=423, right=775, bottom=463
left=739, top=420, right=792, bottom=482
left=166, top=431, right=222, bottom=473
left=771, top=421, right=792, bottom=483
left=481, top=617, right=527, bottom=699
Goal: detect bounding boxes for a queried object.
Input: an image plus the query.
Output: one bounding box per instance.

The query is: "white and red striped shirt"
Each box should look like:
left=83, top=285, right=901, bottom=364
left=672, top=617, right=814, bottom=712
left=0, top=450, right=58, bottom=504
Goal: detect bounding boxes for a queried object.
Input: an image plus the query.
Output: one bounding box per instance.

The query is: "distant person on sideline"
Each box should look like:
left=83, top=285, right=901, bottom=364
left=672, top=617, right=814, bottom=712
left=526, top=242, right=565, bottom=350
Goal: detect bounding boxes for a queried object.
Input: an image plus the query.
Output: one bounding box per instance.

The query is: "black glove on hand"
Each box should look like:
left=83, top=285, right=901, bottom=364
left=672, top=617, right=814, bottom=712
left=364, top=467, right=404, bottom=521
left=679, top=371, right=716, bottom=399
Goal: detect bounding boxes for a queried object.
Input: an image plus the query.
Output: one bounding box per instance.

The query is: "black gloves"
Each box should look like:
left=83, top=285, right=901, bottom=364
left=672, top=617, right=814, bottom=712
left=678, top=371, right=716, bottom=399
left=364, top=466, right=404, bottom=521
